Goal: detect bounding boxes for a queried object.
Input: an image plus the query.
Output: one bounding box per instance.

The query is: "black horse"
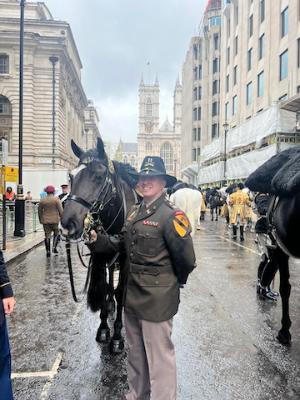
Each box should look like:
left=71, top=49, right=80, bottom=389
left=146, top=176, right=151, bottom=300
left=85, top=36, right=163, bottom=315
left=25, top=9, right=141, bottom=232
left=208, top=189, right=222, bottom=221
left=246, top=145, right=300, bottom=345
left=61, top=137, right=137, bottom=353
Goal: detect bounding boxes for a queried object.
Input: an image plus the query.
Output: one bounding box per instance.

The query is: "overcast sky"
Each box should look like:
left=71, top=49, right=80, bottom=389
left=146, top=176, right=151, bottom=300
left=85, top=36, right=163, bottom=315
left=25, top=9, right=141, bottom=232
left=45, top=0, right=207, bottom=142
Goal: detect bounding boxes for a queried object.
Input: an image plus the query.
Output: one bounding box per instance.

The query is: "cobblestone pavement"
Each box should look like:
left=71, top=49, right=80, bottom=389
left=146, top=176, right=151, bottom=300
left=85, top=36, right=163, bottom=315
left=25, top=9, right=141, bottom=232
left=7, top=219, right=300, bottom=400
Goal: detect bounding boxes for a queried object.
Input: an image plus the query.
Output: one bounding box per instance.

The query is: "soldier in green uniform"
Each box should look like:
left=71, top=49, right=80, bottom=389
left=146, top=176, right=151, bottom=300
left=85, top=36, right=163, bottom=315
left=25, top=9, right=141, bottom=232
left=90, top=156, right=196, bottom=400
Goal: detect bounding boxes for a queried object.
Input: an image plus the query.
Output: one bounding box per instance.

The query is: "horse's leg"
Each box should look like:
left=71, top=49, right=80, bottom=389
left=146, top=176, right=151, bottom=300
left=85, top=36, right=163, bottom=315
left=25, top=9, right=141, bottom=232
left=110, top=261, right=125, bottom=354
left=215, top=207, right=218, bottom=221
left=95, top=264, right=110, bottom=343
left=276, top=248, right=291, bottom=345
left=211, top=208, right=213, bottom=221
left=107, top=265, right=115, bottom=314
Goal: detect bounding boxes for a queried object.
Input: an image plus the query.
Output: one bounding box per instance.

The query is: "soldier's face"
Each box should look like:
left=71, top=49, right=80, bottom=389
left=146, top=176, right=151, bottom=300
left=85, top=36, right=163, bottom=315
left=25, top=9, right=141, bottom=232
left=138, top=176, right=166, bottom=201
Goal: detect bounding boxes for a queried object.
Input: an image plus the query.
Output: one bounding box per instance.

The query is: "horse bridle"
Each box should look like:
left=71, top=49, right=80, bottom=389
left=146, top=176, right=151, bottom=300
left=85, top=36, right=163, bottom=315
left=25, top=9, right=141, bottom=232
left=67, top=168, right=115, bottom=213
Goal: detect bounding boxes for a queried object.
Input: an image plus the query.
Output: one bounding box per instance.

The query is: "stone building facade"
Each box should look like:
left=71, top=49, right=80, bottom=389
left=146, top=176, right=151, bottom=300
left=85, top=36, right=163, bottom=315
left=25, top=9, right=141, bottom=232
left=0, top=0, right=100, bottom=196
left=181, top=0, right=222, bottom=182
left=181, top=0, right=300, bottom=186
left=137, top=77, right=182, bottom=178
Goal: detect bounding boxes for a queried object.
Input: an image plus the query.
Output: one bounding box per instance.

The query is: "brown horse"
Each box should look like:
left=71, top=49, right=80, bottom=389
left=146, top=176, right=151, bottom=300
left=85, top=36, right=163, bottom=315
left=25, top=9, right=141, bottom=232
left=61, top=137, right=137, bottom=353
left=246, top=145, right=300, bottom=345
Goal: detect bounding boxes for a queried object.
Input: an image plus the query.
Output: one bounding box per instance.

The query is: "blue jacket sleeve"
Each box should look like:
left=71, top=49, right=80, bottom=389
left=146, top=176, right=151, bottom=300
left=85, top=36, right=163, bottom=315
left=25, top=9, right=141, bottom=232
left=0, top=250, right=14, bottom=298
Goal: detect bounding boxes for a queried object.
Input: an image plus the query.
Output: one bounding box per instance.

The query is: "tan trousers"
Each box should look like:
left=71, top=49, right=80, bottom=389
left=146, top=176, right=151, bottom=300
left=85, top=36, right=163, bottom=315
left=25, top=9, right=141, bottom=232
left=124, top=312, right=177, bottom=400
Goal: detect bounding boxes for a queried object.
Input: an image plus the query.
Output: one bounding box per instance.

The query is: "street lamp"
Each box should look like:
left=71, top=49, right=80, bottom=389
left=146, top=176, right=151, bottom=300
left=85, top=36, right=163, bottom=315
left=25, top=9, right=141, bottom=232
left=14, top=0, right=26, bottom=237
left=223, top=121, right=229, bottom=184
left=49, top=55, right=59, bottom=169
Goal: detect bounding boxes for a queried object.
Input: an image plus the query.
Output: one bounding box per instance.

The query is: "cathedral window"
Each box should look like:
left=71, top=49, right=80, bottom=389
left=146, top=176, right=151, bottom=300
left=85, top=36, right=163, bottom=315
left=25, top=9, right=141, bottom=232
left=160, top=142, right=173, bottom=172
left=146, top=98, right=152, bottom=116
left=146, top=142, right=152, bottom=152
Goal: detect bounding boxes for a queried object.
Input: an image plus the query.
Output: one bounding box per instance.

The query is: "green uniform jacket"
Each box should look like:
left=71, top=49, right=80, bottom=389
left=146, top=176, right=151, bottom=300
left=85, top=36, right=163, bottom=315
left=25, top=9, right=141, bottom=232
left=93, top=194, right=196, bottom=322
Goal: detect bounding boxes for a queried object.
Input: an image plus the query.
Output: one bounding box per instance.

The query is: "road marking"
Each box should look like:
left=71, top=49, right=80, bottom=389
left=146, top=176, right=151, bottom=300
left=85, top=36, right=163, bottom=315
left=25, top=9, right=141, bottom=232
left=39, top=353, right=63, bottom=400
left=217, top=235, right=260, bottom=255
left=12, top=352, right=62, bottom=380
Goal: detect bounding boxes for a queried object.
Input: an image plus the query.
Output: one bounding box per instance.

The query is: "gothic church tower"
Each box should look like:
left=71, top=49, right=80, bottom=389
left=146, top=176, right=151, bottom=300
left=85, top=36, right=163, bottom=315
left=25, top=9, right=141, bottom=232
left=138, top=75, right=160, bottom=135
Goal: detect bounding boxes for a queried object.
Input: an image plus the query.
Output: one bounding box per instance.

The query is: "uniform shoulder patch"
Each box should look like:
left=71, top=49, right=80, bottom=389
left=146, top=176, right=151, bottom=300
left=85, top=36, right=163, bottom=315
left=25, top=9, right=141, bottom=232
left=172, top=211, right=191, bottom=237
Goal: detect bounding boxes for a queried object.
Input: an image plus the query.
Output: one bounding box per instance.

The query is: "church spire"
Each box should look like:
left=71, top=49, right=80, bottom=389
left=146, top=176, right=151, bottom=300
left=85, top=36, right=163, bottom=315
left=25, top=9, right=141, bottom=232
left=140, top=73, right=144, bottom=86
left=154, top=74, right=159, bottom=86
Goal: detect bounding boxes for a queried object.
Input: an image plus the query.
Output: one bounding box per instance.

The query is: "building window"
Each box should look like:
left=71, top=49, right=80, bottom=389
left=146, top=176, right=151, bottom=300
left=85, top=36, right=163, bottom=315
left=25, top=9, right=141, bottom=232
left=193, top=67, right=198, bottom=80
left=193, top=44, right=199, bottom=60
left=233, top=66, right=237, bottom=85
left=298, top=38, right=300, bottom=68
left=225, top=102, right=230, bottom=120
left=257, top=70, right=264, bottom=97
left=227, top=47, right=230, bottom=65
left=192, top=148, right=197, bottom=162
left=249, top=15, right=253, bottom=37
left=193, top=108, right=197, bottom=121
left=212, top=80, right=219, bottom=95
left=247, top=48, right=253, bottom=71
left=226, top=74, right=229, bottom=92
left=234, top=5, right=239, bottom=25
left=198, top=86, right=202, bottom=100
left=214, top=34, right=219, bottom=50
left=212, top=101, right=219, bottom=117
left=193, top=87, right=197, bottom=101
left=160, top=142, right=173, bottom=171
left=146, top=98, right=152, bottom=116
left=209, top=16, right=221, bottom=26
left=234, top=36, right=238, bottom=56
left=227, top=18, right=231, bottom=37
left=281, top=7, right=288, bottom=38
left=213, top=58, right=219, bottom=73
left=246, top=81, right=253, bottom=105
left=197, top=128, right=201, bottom=141
left=198, top=65, right=202, bottom=79
left=280, top=50, right=288, bottom=80
left=198, top=107, right=201, bottom=120
left=259, top=34, right=265, bottom=60
left=232, top=95, right=238, bottom=115
left=260, top=0, right=265, bottom=23
left=192, top=128, right=197, bottom=141
left=0, top=96, right=11, bottom=114
left=212, top=123, right=219, bottom=139
left=0, top=54, right=9, bottom=74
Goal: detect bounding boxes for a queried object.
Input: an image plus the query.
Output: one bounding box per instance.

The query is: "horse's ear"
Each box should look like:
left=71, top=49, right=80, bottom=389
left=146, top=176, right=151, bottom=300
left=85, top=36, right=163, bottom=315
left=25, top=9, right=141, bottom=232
left=96, top=137, right=106, bottom=159
left=71, top=140, right=83, bottom=159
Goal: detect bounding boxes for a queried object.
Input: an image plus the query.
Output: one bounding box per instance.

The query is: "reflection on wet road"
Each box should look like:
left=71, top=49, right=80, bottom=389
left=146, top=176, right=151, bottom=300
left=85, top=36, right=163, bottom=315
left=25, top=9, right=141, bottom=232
left=8, top=221, right=300, bottom=399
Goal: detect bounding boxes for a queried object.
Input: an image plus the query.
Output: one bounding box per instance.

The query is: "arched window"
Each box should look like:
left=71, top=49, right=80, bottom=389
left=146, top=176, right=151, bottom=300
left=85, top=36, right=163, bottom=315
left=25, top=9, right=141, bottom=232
left=0, top=96, right=11, bottom=114
left=160, top=142, right=173, bottom=172
left=145, top=142, right=152, bottom=153
left=146, top=97, right=152, bottom=116
left=0, top=95, right=12, bottom=151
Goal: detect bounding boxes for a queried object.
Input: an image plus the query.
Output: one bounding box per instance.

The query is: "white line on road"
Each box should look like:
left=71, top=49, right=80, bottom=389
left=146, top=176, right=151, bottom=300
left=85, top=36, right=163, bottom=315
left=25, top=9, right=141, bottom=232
left=39, top=352, right=63, bottom=400
left=217, top=235, right=260, bottom=255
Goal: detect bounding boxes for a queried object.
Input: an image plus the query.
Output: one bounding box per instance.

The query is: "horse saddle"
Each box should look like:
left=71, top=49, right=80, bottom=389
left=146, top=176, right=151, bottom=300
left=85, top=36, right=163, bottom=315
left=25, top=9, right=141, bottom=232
left=245, top=145, right=300, bottom=196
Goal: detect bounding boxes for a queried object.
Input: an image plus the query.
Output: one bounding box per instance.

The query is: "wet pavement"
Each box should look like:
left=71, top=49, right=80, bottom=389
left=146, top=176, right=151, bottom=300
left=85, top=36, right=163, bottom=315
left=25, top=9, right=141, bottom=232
left=7, top=220, right=300, bottom=400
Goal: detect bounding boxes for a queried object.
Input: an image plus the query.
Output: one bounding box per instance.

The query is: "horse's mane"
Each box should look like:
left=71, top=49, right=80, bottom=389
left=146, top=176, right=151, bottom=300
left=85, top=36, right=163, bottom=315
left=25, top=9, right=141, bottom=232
left=112, top=161, right=138, bottom=189
left=245, top=145, right=300, bottom=196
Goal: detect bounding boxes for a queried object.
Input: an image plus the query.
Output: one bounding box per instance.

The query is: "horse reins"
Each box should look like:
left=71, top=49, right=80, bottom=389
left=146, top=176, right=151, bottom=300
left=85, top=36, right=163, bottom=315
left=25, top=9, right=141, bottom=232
left=65, top=162, right=128, bottom=303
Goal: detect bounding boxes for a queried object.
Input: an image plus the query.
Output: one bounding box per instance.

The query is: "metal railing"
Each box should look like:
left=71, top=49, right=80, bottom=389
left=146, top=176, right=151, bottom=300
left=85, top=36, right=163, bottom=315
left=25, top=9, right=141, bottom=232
left=0, top=201, right=43, bottom=249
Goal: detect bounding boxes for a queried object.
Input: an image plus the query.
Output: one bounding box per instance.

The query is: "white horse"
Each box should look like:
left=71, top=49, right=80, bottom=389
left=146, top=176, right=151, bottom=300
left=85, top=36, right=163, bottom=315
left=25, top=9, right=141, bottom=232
left=170, top=188, right=202, bottom=237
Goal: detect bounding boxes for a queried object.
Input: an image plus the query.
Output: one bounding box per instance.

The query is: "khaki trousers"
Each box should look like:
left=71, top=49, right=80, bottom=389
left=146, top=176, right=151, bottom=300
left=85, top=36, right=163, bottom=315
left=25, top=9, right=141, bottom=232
left=124, top=312, right=176, bottom=400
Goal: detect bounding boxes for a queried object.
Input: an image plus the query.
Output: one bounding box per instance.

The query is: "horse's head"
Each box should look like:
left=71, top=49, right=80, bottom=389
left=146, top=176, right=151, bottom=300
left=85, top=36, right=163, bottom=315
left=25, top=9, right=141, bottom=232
left=61, top=137, right=111, bottom=239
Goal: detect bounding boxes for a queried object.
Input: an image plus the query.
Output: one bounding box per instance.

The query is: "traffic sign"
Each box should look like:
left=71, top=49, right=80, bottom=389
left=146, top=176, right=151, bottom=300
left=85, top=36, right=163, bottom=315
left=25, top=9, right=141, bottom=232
left=4, top=166, right=19, bottom=182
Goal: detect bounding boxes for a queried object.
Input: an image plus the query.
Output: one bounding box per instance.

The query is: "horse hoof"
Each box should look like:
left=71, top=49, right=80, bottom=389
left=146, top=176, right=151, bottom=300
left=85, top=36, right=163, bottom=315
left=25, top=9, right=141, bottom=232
left=277, top=330, right=291, bottom=346
left=96, top=327, right=110, bottom=343
left=109, top=338, right=124, bottom=354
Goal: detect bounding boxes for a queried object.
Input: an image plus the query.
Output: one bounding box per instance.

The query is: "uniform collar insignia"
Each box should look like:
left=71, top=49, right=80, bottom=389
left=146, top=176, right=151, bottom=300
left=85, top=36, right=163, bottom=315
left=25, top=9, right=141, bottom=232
left=143, top=220, right=159, bottom=227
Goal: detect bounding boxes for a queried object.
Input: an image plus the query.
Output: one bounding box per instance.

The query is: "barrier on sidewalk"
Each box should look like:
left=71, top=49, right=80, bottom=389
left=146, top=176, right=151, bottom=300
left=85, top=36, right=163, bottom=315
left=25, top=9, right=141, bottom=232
left=0, top=201, right=42, bottom=250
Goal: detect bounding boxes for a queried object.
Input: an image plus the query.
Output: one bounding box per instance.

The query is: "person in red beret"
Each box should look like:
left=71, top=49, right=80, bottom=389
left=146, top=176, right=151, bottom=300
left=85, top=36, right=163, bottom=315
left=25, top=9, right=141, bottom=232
left=38, top=185, right=63, bottom=257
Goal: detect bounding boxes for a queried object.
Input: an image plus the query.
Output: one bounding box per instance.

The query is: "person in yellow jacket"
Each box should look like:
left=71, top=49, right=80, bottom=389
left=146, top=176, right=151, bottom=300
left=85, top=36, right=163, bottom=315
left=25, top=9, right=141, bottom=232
left=229, top=183, right=251, bottom=241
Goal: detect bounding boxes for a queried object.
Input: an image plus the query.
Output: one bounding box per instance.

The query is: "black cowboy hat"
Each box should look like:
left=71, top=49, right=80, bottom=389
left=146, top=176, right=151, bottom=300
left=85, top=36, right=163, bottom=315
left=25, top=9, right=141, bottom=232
left=129, top=156, right=177, bottom=187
